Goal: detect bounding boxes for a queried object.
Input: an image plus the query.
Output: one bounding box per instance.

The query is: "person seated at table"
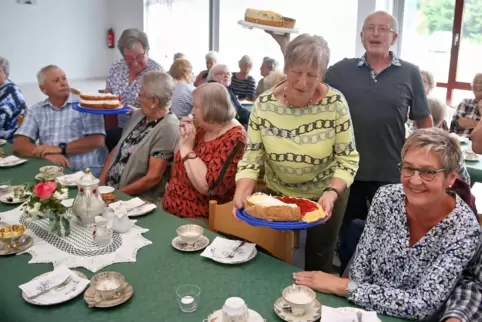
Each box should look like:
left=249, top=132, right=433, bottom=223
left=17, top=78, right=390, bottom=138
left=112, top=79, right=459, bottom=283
left=471, top=120, right=482, bottom=153
left=229, top=55, right=256, bottom=101
left=233, top=34, right=359, bottom=273
left=293, top=128, right=481, bottom=321
left=193, top=51, right=218, bottom=87
left=173, top=52, right=186, bottom=61
left=206, top=64, right=250, bottom=128
left=105, top=28, right=164, bottom=152
left=13, top=65, right=108, bottom=176
left=0, top=56, right=27, bottom=142
left=255, top=56, right=279, bottom=97
left=99, top=72, right=179, bottom=205
left=162, top=83, right=246, bottom=221
left=450, top=73, right=482, bottom=137
left=169, top=59, right=195, bottom=119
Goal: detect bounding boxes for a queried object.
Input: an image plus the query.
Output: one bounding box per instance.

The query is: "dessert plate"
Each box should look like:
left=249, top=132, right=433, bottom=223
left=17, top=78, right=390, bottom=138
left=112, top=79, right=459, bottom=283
left=72, top=102, right=130, bottom=115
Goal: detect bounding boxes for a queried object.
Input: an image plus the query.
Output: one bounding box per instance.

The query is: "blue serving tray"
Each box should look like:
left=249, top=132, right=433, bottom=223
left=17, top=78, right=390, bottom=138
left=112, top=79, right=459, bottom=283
left=235, top=209, right=325, bottom=230
left=72, top=102, right=130, bottom=115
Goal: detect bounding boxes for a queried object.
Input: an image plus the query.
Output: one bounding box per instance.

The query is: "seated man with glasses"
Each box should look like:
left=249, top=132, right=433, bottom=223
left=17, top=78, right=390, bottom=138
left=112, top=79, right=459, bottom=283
left=293, top=128, right=480, bottom=321
left=104, top=28, right=164, bottom=151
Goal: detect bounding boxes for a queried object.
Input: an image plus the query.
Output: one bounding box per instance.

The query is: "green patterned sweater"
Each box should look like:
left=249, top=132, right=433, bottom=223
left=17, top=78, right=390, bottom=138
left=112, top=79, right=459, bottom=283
left=235, top=85, right=359, bottom=199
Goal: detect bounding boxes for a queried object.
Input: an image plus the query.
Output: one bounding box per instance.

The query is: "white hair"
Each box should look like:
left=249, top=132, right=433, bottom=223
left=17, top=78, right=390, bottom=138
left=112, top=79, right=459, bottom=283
left=363, top=11, right=399, bottom=33
left=207, top=64, right=230, bottom=82
left=37, top=65, right=60, bottom=86
left=141, top=71, right=175, bottom=108
left=205, top=51, right=219, bottom=63
left=239, top=55, right=253, bottom=67
left=473, top=73, right=482, bottom=85
left=262, top=57, right=278, bottom=71
left=0, top=57, right=10, bottom=77
left=284, top=33, right=331, bottom=75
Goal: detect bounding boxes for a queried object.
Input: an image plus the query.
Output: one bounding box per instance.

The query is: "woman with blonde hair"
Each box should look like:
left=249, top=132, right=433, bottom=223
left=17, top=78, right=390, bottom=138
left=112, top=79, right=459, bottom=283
left=169, top=59, right=195, bottom=118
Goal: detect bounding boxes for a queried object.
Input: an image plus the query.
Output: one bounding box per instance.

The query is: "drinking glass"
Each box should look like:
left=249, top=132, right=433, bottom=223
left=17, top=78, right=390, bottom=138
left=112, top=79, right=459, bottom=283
left=176, top=284, right=201, bottom=313
left=0, top=180, right=11, bottom=195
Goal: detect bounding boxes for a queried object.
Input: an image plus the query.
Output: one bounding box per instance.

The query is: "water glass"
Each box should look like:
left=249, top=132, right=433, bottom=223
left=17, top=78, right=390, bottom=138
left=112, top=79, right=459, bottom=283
left=0, top=180, right=10, bottom=195
left=176, top=284, right=201, bottom=313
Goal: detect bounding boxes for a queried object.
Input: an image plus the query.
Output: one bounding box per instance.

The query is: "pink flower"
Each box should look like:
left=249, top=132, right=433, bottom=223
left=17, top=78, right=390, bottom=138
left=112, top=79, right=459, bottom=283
left=33, top=182, right=57, bottom=200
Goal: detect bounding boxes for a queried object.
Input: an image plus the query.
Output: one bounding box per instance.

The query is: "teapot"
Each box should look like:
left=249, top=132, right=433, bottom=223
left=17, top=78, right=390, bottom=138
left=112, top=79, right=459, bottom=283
left=72, top=168, right=106, bottom=226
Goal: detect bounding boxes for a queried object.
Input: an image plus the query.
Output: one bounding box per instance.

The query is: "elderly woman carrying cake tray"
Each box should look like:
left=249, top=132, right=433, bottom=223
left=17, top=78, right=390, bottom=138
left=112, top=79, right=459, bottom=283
left=99, top=72, right=179, bottom=205
left=233, top=34, right=359, bottom=273
left=293, top=129, right=481, bottom=320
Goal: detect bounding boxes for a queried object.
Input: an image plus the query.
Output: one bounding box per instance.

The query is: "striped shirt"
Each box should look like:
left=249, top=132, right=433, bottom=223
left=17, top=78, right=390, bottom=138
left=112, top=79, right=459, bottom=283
left=171, top=82, right=194, bottom=118
left=229, top=73, right=256, bottom=100
left=0, top=80, right=26, bottom=142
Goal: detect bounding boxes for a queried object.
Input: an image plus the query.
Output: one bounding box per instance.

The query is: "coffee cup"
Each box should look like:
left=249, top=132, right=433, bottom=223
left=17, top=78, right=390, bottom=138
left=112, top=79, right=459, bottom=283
left=222, top=297, right=248, bottom=322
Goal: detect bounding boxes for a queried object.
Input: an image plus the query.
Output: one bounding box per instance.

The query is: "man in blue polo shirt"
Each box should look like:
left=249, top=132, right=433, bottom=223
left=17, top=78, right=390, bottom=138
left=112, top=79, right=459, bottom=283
left=324, top=11, right=432, bottom=237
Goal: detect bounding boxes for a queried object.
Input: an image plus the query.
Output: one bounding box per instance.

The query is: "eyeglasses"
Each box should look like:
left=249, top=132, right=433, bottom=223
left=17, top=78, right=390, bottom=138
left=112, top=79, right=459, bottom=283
left=364, top=25, right=394, bottom=35
left=124, top=52, right=146, bottom=62
left=398, top=164, right=445, bottom=181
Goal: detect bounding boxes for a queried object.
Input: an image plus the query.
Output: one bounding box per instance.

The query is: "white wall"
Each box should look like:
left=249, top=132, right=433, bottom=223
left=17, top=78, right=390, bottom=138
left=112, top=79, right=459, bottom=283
left=1, top=0, right=112, bottom=84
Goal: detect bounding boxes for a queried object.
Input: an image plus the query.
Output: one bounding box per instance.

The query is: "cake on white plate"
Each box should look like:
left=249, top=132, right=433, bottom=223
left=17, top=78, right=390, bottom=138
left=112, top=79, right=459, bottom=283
left=79, top=93, right=122, bottom=109
left=244, top=8, right=296, bottom=29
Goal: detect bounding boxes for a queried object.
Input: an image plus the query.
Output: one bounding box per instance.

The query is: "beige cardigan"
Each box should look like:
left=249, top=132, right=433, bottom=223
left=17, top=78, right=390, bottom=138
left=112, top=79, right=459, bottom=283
left=107, top=110, right=179, bottom=203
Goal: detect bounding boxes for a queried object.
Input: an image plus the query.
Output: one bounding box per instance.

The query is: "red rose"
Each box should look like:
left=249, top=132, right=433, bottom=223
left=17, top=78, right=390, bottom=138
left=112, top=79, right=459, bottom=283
left=33, top=182, right=57, bottom=200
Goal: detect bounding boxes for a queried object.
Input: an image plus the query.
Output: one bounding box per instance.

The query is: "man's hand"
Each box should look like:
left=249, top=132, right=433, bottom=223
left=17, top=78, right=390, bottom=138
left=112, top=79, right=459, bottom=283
left=33, top=145, right=61, bottom=158
left=44, top=154, right=71, bottom=168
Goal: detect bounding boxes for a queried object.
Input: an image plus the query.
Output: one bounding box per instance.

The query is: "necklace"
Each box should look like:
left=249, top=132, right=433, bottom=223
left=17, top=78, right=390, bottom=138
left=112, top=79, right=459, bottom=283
left=283, top=86, right=313, bottom=108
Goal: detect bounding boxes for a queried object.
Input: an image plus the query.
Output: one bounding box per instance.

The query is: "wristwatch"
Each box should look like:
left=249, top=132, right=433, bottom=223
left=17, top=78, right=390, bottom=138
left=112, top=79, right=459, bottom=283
left=58, top=143, right=67, bottom=155
left=181, top=151, right=198, bottom=162
left=323, top=187, right=340, bottom=199
left=347, top=280, right=358, bottom=294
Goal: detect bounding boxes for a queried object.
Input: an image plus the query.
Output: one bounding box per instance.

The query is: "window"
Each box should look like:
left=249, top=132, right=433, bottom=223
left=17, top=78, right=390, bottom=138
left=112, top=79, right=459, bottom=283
left=218, top=0, right=358, bottom=81
left=145, top=0, right=210, bottom=74
left=400, top=0, right=481, bottom=105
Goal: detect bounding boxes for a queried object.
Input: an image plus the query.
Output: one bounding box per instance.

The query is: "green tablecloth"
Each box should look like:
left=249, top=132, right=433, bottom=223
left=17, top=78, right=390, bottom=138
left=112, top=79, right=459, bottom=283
left=463, top=142, right=482, bottom=184
left=0, top=145, right=407, bottom=322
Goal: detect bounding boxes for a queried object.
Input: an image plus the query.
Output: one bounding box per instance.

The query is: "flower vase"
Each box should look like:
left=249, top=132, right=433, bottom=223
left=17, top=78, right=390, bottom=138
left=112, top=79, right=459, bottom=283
left=49, top=211, right=71, bottom=237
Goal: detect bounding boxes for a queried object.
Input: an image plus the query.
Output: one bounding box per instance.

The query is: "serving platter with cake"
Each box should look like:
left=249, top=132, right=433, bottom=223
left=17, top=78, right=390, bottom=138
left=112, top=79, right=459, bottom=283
left=72, top=93, right=131, bottom=115
left=235, top=192, right=326, bottom=230
left=238, top=8, right=298, bottom=34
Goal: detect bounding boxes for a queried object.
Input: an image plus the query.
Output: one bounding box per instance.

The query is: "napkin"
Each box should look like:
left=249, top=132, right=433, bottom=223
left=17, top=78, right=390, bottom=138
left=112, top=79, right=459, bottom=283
left=109, top=197, right=146, bottom=213
left=321, top=306, right=379, bottom=322
left=0, top=155, right=25, bottom=166
left=19, top=266, right=72, bottom=299
left=201, top=237, right=256, bottom=263
left=56, top=171, right=84, bottom=185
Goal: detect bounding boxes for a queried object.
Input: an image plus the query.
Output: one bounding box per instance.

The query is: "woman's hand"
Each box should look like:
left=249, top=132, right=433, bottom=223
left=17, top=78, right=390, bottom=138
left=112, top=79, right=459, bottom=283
left=179, top=119, right=196, bottom=151
left=293, top=271, right=349, bottom=297
left=317, top=190, right=337, bottom=220
left=265, top=31, right=291, bottom=54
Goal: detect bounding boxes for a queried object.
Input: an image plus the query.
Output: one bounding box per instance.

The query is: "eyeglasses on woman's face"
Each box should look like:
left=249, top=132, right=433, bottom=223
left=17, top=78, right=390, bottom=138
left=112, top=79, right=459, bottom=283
left=398, top=163, right=445, bottom=181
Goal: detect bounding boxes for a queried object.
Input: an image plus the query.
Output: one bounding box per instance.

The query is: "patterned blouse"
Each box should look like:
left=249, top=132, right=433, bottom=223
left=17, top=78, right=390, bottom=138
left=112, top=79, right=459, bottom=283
left=348, top=184, right=481, bottom=320
left=0, top=80, right=27, bottom=142
left=162, top=126, right=246, bottom=219
left=107, top=114, right=173, bottom=188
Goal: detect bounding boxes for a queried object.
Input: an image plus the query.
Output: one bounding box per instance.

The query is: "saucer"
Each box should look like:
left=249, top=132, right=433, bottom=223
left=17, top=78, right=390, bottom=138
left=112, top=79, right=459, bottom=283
left=0, top=235, right=33, bottom=256
left=84, top=283, right=134, bottom=308
left=0, top=192, right=29, bottom=204
left=204, top=308, right=265, bottom=322
left=274, top=297, right=321, bottom=322
left=172, top=235, right=209, bottom=252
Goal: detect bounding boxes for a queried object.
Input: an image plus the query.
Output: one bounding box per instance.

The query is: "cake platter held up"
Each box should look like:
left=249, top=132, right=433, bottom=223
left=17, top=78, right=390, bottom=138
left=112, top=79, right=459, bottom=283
left=238, top=8, right=298, bottom=34
left=72, top=93, right=131, bottom=115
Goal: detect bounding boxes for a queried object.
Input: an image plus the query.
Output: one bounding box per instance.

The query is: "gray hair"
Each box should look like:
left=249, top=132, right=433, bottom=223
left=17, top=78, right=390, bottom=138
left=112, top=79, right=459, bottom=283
left=421, top=70, right=435, bottom=91
left=141, top=71, right=175, bottom=108
left=118, top=28, right=150, bottom=55
left=193, top=83, right=236, bottom=124
left=402, top=128, right=460, bottom=176
left=239, top=55, right=253, bottom=67
left=0, top=57, right=10, bottom=77
left=363, top=11, right=399, bottom=33
left=37, top=65, right=60, bottom=86
left=173, top=52, right=185, bottom=60
left=427, top=97, right=446, bottom=127
left=473, top=73, right=482, bottom=85
left=205, top=51, right=219, bottom=63
left=207, top=64, right=230, bottom=82
left=262, top=57, right=278, bottom=71
left=284, top=33, right=331, bottom=76
left=263, top=70, right=287, bottom=90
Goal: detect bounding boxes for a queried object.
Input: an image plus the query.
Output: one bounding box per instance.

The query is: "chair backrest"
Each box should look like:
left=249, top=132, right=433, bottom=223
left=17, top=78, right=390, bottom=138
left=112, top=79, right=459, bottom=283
left=208, top=200, right=295, bottom=264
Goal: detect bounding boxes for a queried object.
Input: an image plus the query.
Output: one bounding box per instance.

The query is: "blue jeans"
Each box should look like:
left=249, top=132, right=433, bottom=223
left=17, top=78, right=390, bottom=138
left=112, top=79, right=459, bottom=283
left=338, top=219, right=366, bottom=276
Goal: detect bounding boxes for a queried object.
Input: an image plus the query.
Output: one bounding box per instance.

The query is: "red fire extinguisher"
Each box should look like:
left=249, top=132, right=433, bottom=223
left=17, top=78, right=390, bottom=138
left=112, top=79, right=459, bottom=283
left=107, top=28, right=115, bottom=48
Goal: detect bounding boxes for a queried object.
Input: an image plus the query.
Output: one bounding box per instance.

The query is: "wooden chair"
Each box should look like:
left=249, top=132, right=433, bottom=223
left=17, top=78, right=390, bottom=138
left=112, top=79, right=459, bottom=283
left=208, top=200, right=295, bottom=264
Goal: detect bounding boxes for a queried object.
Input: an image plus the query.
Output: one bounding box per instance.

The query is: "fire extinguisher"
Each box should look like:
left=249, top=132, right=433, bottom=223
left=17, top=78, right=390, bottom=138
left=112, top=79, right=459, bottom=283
left=107, top=28, right=115, bottom=48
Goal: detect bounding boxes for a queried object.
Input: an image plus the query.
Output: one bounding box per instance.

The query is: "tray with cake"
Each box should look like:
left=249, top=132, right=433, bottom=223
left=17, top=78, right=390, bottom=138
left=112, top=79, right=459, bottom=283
left=236, top=193, right=326, bottom=230
left=238, top=8, right=298, bottom=34
left=72, top=93, right=131, bottom=115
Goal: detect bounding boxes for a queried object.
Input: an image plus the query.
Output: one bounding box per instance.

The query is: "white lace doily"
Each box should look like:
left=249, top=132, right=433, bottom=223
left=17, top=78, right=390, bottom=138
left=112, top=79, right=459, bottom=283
left=0, top=206, right=152, bottom=272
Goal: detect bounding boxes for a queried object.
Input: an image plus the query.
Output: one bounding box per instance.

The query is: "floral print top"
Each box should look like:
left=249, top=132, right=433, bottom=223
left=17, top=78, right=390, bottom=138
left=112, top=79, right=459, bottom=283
left=107, top=114, right=173, bottom=188
left=348, top=184, right=481, bottom=320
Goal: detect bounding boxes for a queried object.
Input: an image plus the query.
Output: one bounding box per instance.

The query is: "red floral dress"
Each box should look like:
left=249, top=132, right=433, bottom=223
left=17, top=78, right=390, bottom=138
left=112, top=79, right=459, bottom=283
left=162, top=126, right=246, bottom=219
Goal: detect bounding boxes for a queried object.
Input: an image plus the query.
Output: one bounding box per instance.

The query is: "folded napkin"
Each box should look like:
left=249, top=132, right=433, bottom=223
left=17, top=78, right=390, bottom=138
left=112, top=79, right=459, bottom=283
left=19, top=266, right=72, bottom=299
left=109, top=197, right=145, bottom=213
left=201, top=237, right=256, bottom=263
left=0, top=155, right=25, bottom=166
left=56, top=171, right=84, bottom=185
left=321, top=306, right=379, bottom=322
